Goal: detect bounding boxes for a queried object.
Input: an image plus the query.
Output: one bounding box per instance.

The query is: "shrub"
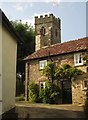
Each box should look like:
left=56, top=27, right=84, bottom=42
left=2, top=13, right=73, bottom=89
left=39, top=81, right=61, bottom=104
left=84, top=91, right=88, bottom=118
left=18, top=94, right=25, bottom=101
left=28, top=82, right=39, bottom=103
left=43, top=61, right=55, bottom=83
left=39, top=89, right=46, bottom=103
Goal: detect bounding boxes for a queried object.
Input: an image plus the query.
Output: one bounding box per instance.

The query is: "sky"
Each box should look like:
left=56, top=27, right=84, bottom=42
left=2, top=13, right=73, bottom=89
left=0, top=1, right=87, bottom=42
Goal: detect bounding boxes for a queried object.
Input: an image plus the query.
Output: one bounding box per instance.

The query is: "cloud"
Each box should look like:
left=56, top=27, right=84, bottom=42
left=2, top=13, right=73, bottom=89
left=0, top=0, right=87, bottom=2
left=44, top=0, right=51, bottom=3
left=13, top=3, right=30, bottom=11
left=51, top=0, right=61, bottom=6
left=30, top=3, right=33, bottom=7
left=44, top=0, right=61, bottom=4
left=21, top=12, right=52, bottom=28
left=22, top=19, right=35, bottom=27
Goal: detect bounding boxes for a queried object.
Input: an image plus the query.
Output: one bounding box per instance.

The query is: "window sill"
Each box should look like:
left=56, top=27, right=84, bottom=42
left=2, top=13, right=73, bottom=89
left=74, top=63, right=84, bottom=67
left=39, top=68, right=43, bottom=71
left=82, top=87, right=87, bottom=91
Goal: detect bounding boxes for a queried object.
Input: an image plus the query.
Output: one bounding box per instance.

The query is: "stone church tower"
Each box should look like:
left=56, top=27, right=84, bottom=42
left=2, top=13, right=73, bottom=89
left=35, top=14, right=61, bottom=51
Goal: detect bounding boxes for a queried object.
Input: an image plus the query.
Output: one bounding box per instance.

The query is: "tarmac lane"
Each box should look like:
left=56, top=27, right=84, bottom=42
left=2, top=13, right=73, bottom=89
left=15, top=102, right=85, bottom=119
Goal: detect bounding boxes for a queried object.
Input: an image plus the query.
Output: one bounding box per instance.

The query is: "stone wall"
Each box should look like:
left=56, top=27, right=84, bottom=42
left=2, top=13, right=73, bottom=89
left=25, top=62, right=29, bottom=101
left=27, top=51, right=88, bottom=104
left=29, top=52, right=87, bottom=80
left=72, top=74, right=88, bottom=105
left=35, top=14, right=61, bottom=51
left=29, top=59, right=47, bottom=84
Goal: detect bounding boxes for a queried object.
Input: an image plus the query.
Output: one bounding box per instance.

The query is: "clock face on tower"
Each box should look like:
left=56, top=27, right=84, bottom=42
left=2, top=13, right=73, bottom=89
left=40, top=26, right=46, bottom=36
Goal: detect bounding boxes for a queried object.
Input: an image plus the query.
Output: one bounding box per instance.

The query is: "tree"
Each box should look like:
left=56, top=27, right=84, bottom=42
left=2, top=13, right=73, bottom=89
left=83, top=50, right=88, bottom=65
left=84, top=89, right=88, bottom=118
left=43, top=61, right=56, bottom=83
left=55, top=64, right=82, bottom=81
left=43, top=62, right=82, bottom=83
left=11, top=20, right=35, bottom=73
left=83, top=51, right=88, bottom=118
left=11, top=20, right=35, bottom=59
left=39, top=81, right=61, bottom=104
left=28, top=82, right=39, bottom=103
left=11, top=20, right=35, bottom=96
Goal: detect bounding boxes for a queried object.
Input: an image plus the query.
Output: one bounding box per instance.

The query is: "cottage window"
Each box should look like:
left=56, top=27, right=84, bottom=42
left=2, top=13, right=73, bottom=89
left=39, top=60, right=47, bottom=69
left=87, top=67, right=88, bottom=72
left=40, top=81, right=45, bottom=89
left=74, top=53, right=83, bottom=66
left=84, top=80, right=88, bottom=90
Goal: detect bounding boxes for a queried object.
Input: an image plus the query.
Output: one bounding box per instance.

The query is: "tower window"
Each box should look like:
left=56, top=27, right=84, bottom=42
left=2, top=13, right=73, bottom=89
left=51, top=27, right=53, bottom=40
left=40, top=27, right=46, bottom=36
left=55, top=29, right=57, bottom=37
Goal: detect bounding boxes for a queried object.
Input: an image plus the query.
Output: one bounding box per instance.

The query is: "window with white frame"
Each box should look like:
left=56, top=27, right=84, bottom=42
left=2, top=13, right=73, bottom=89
left=74, top=53, right=83, bottom=66
left=39, top=60, right=47, bottom=69
left=40, top=81, right=45, bottom=90
left=84, top=80, right=88, bottom=90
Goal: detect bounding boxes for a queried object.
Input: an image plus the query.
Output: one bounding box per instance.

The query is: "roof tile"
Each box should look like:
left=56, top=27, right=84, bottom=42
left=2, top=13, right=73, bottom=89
left=24, top=37, right=88, bottom=60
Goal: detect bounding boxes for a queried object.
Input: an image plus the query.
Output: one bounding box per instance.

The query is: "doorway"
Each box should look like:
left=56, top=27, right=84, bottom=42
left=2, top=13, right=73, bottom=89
left=61, top=80, right=72, bottom=104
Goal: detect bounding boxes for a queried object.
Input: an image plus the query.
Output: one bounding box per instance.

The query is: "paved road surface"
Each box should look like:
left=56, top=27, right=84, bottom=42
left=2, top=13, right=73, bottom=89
left=15, top=102, right=85, bottom=119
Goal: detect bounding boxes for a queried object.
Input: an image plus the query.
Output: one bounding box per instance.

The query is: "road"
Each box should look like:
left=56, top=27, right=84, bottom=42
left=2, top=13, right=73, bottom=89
left=15, top=102, right=85, bottom=119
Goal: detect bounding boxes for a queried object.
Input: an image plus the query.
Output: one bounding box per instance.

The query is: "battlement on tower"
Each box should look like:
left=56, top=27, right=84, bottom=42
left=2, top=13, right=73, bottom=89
left=35, top=14, right=60, bottom=26
left=35, top=13, right=61, bottom=51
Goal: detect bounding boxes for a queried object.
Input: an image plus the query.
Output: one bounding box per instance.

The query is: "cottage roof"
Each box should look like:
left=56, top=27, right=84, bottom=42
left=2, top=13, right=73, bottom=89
left=24, top=37, right=88, bottom=61
left=0, top=9, right=24, bottom=44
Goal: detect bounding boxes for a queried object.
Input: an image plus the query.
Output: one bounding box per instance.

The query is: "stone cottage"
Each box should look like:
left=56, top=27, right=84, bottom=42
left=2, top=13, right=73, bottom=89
left=0, top=9, right=22, bottom=115
left=24, top=14, right=88, bottom=105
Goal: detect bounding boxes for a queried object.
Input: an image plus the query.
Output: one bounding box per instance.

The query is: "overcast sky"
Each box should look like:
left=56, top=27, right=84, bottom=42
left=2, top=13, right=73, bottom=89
left=0, top=1, right=87, bottom=42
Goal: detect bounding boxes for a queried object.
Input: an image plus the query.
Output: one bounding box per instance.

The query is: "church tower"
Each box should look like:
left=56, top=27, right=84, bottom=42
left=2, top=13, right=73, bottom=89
left=35, top=14, right=61, bottom=51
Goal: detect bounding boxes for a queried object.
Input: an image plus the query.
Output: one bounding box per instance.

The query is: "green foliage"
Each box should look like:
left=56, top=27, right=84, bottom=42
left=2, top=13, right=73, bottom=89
left=43, top=61, right=56, bottom=83
left=11, top=20, right=35, bottom=59
left=84, top=91, right=88, bottom=118
left=18, top=94, right=25, bottom=101
left=28, top=81, right=61, bottom=104
left=11, top=20, right=35, bottom=79
left=55, top=64, right=82, bottom=81
left=28, top=82, right=39, bottom=103
left=43, top=62, right=81, bottom=83
left=11, top=20, right=35, bottom=96
left=83, top=51, right=88, bottom=65
left=84, top=98, right=88, bottom=118
left=39, top=81, right=61, bottom=104
left=39, top=89, right=46, bottom=103
left=28, top=63, right=82, bottom=104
